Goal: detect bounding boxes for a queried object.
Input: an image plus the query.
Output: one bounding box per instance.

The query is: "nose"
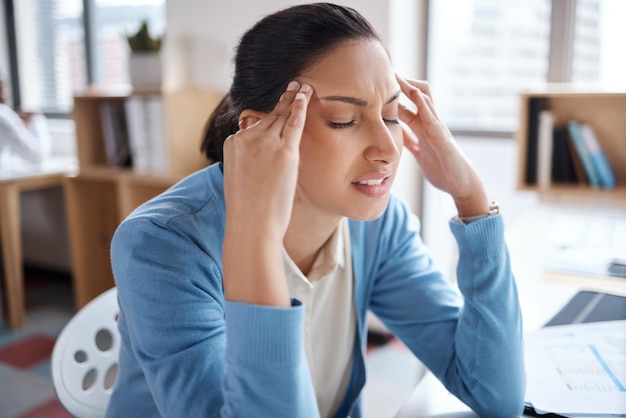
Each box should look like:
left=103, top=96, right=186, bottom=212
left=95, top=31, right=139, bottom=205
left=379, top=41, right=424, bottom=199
left=363, top=120, right=401, bottom=165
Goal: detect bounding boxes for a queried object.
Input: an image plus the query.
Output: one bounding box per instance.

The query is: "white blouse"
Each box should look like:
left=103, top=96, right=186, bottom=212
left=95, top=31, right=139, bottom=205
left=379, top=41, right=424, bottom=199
left=283, top=217, right=356, bottom=418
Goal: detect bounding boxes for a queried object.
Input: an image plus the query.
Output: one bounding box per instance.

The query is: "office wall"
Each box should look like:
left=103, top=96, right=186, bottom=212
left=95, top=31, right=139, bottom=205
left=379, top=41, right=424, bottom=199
left=163, top=0, right=393, bottom=93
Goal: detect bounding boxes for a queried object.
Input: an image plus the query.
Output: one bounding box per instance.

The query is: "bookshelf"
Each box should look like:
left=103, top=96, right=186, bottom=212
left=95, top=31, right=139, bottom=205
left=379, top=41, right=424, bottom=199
left=67, top=85, right=222, bottom=308
left=517, top=87, right=626, bottom=204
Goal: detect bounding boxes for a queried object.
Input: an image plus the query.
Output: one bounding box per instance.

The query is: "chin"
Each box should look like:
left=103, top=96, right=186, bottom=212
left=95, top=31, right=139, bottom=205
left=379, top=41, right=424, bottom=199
left=346, top=198, right=389, bottom=221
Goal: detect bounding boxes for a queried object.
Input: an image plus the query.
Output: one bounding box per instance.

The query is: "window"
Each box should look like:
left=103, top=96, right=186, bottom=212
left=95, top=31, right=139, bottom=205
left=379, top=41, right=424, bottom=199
left=93, top=0, right=165, bottom=86
left=427, top=0, right=624, bottom=135
left=13, top=0, right=86, bottom=113
left=427, top=0, right=552, bottom=133
left=9, top=0, right=165, bottom=114
left=571, top=0, right=626, bottom=87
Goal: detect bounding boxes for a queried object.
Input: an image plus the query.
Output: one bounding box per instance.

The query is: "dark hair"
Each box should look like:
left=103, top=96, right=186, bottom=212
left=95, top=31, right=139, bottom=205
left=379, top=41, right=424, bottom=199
left=200, top=3, right=381, bottom=162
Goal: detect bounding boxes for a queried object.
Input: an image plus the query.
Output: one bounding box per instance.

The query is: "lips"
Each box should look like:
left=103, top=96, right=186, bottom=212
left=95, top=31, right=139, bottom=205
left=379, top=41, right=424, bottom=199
left=351, top=171, right=393, bottom=197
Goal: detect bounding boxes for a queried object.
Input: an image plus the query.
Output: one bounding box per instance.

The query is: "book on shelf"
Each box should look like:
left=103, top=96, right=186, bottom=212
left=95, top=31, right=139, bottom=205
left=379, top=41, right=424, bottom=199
left=536, top=110, right=554, bottom=189
left=567, top=120, right=600, bottom=188
left=145, top=96, right=169, bottom=174
left=100, top=101, right=132, bottom=167
left=579, top=123, right=616, bottom=189
left=124, top=94, right=168, bottom=173
left=566, top=129, right=588, bottom=185
left=524, top=97, right=546, bottom=185
left=550, top=126, right=579, bottom=184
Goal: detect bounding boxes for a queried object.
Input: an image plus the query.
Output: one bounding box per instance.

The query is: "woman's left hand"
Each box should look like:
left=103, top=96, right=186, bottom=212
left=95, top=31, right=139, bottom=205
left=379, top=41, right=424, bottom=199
left=397, top=75, right=490, bottom=218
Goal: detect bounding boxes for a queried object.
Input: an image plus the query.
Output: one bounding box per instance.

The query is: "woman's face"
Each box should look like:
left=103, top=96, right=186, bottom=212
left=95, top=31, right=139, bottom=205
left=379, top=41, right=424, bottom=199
left=296, top=39, right=403, bottom=222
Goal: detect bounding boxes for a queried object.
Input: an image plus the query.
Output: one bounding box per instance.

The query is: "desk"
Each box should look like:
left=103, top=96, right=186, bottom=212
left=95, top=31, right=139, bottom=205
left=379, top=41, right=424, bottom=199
left=395, top=201, right=626, bottom=418
left=0, top=157, right=77, bottom=329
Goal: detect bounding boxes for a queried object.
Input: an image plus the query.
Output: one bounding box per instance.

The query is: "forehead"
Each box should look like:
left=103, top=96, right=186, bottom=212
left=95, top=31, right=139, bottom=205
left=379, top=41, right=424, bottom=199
left=299, top=39, right=397, bottom=100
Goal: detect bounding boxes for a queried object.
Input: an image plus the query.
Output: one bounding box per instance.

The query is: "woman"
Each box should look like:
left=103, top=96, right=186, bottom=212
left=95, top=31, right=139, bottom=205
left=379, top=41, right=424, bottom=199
left=107, top=3, right=525, bottom=417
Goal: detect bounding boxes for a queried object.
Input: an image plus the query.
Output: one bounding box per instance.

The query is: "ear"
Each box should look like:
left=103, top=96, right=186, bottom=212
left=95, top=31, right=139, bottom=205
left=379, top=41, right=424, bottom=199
left=238, top=110, right=266, bottom=130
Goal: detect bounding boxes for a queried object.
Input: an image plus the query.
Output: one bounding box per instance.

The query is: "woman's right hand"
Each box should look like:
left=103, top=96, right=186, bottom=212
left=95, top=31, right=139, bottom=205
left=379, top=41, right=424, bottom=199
left=222, top=81, right=312, bottom=307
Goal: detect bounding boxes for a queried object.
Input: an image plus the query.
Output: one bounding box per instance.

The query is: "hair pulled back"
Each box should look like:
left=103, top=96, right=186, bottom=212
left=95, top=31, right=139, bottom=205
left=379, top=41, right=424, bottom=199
left=200, top=2, right=380, bottom=162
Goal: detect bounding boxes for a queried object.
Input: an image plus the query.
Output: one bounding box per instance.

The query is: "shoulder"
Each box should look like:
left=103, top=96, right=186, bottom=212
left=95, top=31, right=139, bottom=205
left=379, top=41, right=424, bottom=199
left=114, top=163, right=225, bottom=253
left=125, top=163, right=224, bottom=224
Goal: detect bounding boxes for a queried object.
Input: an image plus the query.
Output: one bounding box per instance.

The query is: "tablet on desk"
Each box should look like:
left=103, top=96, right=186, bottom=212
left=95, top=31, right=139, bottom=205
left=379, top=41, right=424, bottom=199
left=544, top=291, right=626, bottom=326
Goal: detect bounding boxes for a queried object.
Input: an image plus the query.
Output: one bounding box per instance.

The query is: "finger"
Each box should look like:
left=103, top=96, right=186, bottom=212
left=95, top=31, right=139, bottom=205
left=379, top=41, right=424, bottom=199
left=280, top=84, right=312, bottom=149
left=415, top=87, right=440, bottom=119
left=398, top=102, right=417, bottom=125
left=401, top=122, right=420, bottom=155
left=264, top=82, right=310, bottom=138
left=254, top=81, right=301, bottom=131
left=396, top=79, right=437, bottom=126
left=396, top=74, right=432, bottom=100
left=222, top=135, right=235, bottom=184
left=396, top=74, right=416, bottom=98
left=396, top=77, right=420, bottom=127
left=396, top=75, right=441, bottom=118
left=412, top=89, right=439, bottom=129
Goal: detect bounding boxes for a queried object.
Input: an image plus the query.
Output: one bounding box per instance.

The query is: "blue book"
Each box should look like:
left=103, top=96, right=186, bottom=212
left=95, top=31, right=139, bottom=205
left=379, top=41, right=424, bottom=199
left=567, top=120, right=599, bottom=187
left=580, top=123, right=616, bottom=189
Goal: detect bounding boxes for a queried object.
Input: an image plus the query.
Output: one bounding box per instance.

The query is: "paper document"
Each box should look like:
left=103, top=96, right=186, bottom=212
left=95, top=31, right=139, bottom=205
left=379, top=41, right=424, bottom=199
left=545, top=214, right=626, bottom=279
left=525, top=320, right=626, bottom=415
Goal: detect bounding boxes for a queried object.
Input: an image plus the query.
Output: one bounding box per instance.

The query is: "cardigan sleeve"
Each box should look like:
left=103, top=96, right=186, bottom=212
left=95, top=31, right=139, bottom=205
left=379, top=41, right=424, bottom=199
left=109, top=217, right=319, bottom=418
left=367, top=197, right=525, bottom=418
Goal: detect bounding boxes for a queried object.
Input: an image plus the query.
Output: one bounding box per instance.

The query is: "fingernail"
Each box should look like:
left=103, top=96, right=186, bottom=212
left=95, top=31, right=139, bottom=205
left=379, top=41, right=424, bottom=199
left=299, top=84, right=311, bottom=93
left=286, top=81, right=299, bottom=91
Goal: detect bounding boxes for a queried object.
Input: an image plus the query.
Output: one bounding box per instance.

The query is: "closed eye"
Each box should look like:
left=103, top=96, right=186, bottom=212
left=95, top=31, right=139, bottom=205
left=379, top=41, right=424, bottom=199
left=328, top=120, right=356, bottom=129
left=383, top=118, right=400, bottom=125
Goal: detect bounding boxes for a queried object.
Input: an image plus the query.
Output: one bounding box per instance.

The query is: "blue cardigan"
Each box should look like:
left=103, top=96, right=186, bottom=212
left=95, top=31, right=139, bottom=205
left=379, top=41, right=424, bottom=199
left=106, top=163, right=525, bottom=418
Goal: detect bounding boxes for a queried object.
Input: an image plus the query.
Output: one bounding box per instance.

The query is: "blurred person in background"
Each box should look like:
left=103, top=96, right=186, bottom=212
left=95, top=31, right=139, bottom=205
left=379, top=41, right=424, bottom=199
left=0, top=70, right=51, bottom=168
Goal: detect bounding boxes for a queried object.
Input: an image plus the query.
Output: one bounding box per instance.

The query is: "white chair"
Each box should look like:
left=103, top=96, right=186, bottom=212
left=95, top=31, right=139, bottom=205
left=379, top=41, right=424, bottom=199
left=52, top=287, right=120, bottom=418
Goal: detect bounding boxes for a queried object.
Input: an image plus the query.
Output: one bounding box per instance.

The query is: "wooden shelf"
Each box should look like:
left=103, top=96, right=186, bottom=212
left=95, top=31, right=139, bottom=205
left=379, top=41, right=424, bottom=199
left=67, top=85, right=222, bottom=308
left=517, top=88, right=626, bottom=203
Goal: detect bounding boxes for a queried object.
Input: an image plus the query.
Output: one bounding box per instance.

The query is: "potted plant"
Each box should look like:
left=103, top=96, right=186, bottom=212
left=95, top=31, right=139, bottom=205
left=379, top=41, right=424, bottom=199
left=126, top=20, right=163, bottom=90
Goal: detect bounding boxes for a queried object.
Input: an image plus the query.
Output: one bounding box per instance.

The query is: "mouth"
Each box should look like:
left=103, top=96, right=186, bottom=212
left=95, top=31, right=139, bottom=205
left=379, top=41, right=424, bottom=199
left=351, top=171, right=393, bottom=197
left=352, top=170, right=393, bottom=185
left=353, top=178, right=385, bottom=186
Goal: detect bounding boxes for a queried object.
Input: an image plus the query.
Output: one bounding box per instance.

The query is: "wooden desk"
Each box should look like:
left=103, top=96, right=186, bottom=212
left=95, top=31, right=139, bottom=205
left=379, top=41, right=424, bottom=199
left=394, top=201, right=626, bottom=418
left=0, top=157, right=77, bottom=329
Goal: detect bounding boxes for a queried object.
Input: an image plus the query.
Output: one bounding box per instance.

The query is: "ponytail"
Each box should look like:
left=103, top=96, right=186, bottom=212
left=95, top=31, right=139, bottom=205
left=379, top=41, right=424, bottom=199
left=200, top=93, right=239, bottom=163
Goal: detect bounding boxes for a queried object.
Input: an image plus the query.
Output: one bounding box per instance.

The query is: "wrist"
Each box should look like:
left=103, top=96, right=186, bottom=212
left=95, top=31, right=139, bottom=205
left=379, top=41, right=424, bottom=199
left=223, top=227, right=290, bottom=307
left=454, top=193, right=490, bottom=218
left=459, top=202, right=500, bottom=224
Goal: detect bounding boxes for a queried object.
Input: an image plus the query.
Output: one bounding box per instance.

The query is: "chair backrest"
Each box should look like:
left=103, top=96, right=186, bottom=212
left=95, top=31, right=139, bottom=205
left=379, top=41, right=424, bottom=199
left=52, top=287, right=120, bottom=418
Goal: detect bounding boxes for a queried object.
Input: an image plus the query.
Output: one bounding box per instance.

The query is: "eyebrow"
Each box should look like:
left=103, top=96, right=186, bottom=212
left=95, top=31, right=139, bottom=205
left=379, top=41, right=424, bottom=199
left=320, top=90, right=401, bottom=107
